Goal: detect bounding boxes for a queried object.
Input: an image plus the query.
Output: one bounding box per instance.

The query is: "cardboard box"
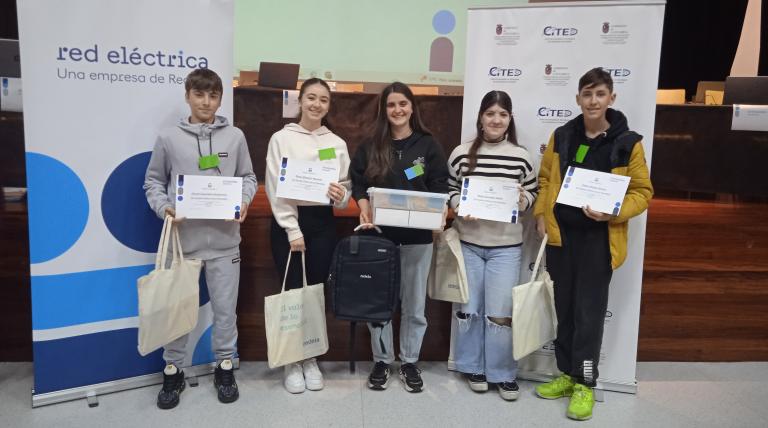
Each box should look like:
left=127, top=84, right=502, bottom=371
left=368, top=187, right=448, bottom=230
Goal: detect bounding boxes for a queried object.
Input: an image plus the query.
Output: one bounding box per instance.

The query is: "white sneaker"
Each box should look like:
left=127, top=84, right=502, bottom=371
left=284, top=363, right=305, bottom=394
left=302, top=358, right=324, bottom=391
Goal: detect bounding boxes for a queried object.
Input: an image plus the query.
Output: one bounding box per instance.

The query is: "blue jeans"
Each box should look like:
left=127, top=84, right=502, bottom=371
left=454, top=243, right=522, bottom=383
left=368, top=243, right=432, bottom=364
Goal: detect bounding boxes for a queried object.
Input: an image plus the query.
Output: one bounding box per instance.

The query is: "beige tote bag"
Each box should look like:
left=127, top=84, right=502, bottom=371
left=137, top=216, right=202, bottom=356
left=264, top=251, right=329, bottom=368
left=428, top=228, right=469, bottom=303
left=512, top=235, right=558, bottom=360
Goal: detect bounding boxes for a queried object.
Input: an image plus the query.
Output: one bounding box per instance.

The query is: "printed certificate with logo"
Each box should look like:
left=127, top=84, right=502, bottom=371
left=275, top=157, right=337, bottom=204
left=175, top=174, right=243, bottom=220
left=458, top=177, right=520, bottom=223
left=555, top=167, right=630, bottom=215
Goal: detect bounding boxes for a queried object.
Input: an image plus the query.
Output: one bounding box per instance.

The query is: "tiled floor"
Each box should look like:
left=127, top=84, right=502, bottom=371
left=1, top=361, right=767, bottom=427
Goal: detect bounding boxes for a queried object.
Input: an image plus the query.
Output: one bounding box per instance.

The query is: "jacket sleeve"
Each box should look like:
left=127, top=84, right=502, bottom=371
left=533, top=133, right=556, bottom=218
left=425, top=138, right=450, bottom=194
left=235, top=130, right=258, bottom=208
left=350, top=143, right=370, bottom=201
left=446, top=146, right=462, bottom=209
left=333, top=138, right=352, bottom=209
left=611, top=141, right=653, bottom=223
left=265, top=134, right=302, bottom=241
left=143, top=134, right=172, bottom=219
left=519, top=148, right=538, bottom=212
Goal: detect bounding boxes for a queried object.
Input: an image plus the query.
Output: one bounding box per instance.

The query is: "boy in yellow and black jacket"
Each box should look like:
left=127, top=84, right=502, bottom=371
left=533, top=68, right=653, bottom=421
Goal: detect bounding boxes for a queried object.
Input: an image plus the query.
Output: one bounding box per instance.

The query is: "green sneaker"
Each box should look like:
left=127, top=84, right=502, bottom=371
left=567, top=384, right=594, bottom=421
left=535, top=374, right=574, bottom=399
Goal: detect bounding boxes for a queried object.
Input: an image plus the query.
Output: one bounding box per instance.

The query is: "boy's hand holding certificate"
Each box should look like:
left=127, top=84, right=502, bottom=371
left=175, top=174, right=243, bottom=220
left=458, top=177, right=520, bottom=223
left=275, top=157, right=338, bottom=204
left=556, top=166, right=630, bottom=215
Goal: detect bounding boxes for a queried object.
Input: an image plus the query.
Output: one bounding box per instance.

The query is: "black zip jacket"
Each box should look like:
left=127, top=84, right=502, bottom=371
left=350, top=132, right=449, bottom=245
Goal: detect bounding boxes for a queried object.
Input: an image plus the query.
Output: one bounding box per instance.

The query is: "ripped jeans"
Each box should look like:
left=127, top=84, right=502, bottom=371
left=454, top=242, right=522, bottom=383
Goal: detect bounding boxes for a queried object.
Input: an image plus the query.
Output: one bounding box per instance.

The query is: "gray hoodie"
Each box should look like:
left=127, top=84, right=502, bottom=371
left=144, top=115, right=258, bottom=260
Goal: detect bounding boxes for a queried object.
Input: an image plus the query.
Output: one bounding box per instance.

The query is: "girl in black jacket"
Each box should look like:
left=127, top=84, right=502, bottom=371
left=350, top=82, right=449, bottom=393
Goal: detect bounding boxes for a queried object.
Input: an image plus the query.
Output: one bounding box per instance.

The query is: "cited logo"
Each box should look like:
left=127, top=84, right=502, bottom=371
left=489, top=66, right=522, bottom=77
left=603, top=67, right=631, bottom=77
left=538, top=107, right=572, bottom=118
left=542, top=26, right=578, bottom=37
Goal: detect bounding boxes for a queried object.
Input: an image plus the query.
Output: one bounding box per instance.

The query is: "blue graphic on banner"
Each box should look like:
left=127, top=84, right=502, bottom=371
left=32, top=264, right=153, bottom=330
left=102, top=151, right=164, bottom=253
left=199, top=270, right=210, bottom=307
left=33, top=328, right=164, bottom=394
left=192, top=325, right=214, bottom=365
left=26, top=152, right=89, bottom=264
left=432, top=10, right=456, bottom=35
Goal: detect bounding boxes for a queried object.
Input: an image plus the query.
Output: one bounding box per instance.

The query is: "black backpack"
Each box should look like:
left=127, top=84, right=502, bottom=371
left=328, top=226, right=400, bottom=371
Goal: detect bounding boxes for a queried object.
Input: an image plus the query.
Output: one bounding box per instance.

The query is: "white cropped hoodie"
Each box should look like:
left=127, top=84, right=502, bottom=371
left=265, top=123, right=351, bottom=241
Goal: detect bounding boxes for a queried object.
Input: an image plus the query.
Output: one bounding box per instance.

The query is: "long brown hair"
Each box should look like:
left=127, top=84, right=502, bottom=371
left=365, top=82, right=431, bottom=185
left=467, top=90, right=518, bottom=172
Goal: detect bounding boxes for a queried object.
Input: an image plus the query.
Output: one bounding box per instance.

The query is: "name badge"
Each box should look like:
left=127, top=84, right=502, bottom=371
left=199, top=154, right=220, bottom=170
left=404, top=164, right=424, bottom=180
left=318, top=147, right=336, bottom=160
left=574, top=144, right=589, bottom=164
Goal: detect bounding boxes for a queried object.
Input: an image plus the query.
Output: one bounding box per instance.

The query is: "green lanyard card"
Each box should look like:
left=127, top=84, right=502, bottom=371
left=318, top=147, right=337, bottom=160
left=199, top=154, right=220, bottom=170
left=575, top=144, right=590, bottom=164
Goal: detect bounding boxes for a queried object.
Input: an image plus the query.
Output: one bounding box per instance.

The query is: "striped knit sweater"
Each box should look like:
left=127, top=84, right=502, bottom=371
left=447, top=140, right=538, bottom=247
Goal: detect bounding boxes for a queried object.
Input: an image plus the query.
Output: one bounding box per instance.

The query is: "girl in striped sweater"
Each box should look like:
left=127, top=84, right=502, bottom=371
left=446, top=90, right=538, bottom=401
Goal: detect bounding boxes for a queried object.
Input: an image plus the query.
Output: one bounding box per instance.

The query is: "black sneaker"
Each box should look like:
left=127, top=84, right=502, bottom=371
left=367, top=361, right=390, bottom=390
left=214, top=359, right=239, bottom=403
left=498, top=380, right=520, bottom=401
left=399, top=363, right=424, bottom=393
left=466, top=373, right=488, bottom=392
left=157, top=364, right=185, bottom=410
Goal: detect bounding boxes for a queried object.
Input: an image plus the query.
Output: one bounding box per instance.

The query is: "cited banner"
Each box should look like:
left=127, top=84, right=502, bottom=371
left=452, top=1, right=665, bottom=393
left=18, top=0, right=234, bottom=406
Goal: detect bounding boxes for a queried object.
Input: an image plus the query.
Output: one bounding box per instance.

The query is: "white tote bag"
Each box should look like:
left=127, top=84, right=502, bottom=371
left=264, top=251, right=329, bottom=368
left=512, top=235, right=558, bottom=360
left=137, top=217, right=202, bottom=356
left=427, top=228, right=469, bottom=304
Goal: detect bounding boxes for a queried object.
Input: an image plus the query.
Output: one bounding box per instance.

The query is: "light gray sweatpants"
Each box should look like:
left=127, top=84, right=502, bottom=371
left=163, top=252, right=240, bottom=367
left=367, top=243, right=433, bottom=364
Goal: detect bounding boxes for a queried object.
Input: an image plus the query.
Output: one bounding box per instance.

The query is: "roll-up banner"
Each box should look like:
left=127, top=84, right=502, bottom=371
left=451, top=0, right=665, bottom=394
left=18, top=0, right=234, bottom=407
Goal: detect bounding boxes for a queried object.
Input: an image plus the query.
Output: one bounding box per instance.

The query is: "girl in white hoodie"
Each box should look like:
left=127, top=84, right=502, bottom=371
left=265, top=78, right=351, bottom=394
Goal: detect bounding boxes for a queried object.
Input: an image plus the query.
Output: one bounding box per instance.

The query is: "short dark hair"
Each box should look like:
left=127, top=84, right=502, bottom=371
left=578, top=67, right=613, bottom=93
left=185, top=68, right=223, bottom=94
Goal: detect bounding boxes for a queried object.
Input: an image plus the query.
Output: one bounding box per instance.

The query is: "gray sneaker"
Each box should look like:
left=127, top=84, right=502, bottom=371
left=498, top=381, right=520, bottom=401
left=466, top=373, right=488, bottom=392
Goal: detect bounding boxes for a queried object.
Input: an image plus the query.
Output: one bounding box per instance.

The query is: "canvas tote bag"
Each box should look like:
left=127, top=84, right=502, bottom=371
left=137, top=216, right=202, bottom=356
left=264, top=251, right=329, bottom=368
left=427, top=228, right=469, bottom=303
left=512, top=235, right=558, bottom=360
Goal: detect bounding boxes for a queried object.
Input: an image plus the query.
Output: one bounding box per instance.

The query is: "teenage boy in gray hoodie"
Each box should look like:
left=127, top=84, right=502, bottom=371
left=143, top=68, right=258, bottom=409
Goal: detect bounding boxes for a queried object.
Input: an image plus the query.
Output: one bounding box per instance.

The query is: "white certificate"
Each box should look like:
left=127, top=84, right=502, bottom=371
left=275, top=158, right=337, bottom=204
left=458, top=177, right=520, bottom=223
left=556, top=167, right=630, bottom=215
left=175, top=175, right=243, bottom=220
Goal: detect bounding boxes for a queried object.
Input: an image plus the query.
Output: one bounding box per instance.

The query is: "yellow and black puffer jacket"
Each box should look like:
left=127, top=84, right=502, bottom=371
left=533, top=109, right=653, bottom=269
